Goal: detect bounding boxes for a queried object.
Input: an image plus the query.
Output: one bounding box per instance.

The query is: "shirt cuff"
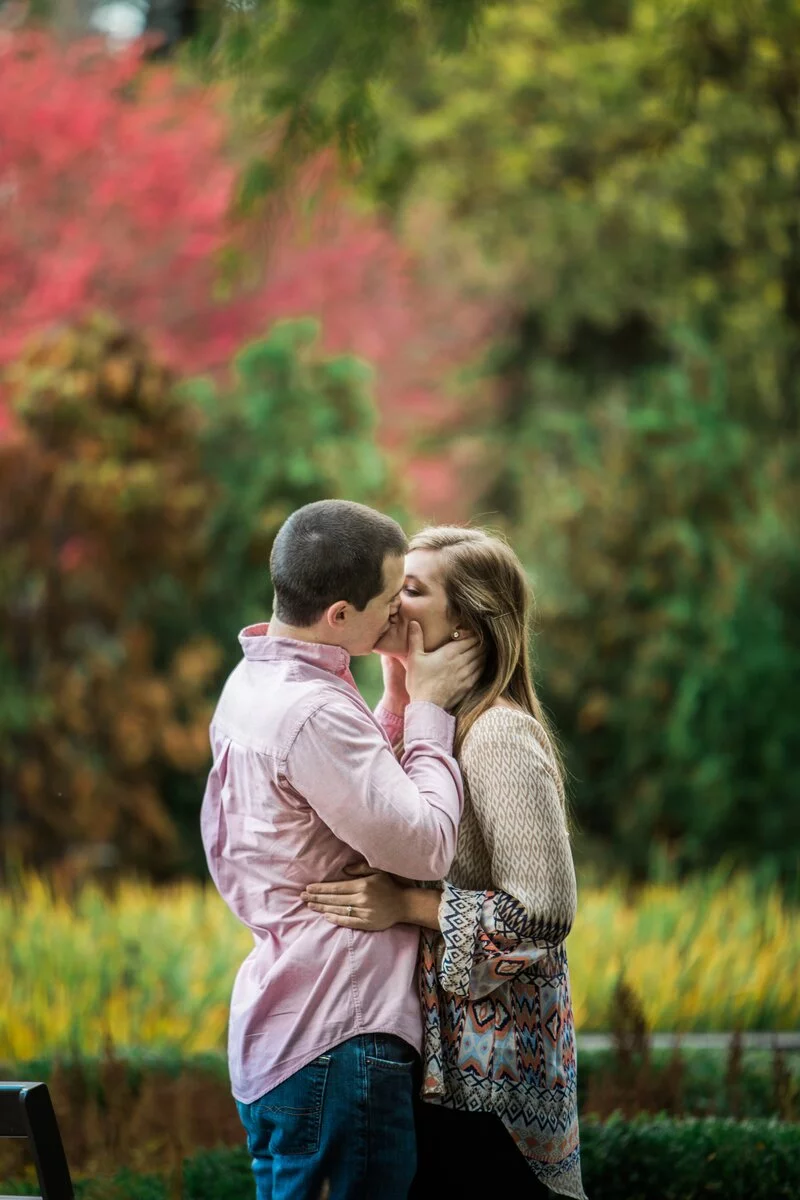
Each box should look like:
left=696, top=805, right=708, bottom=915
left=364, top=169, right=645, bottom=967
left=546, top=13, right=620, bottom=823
left=403, top=701, right=456, bottom=750
left=374, top=702, right=404, bottom=735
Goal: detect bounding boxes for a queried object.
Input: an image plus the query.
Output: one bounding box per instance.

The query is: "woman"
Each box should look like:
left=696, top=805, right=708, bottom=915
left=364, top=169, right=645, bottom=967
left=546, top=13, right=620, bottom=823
left=303, top=527, right=586, bottom=1199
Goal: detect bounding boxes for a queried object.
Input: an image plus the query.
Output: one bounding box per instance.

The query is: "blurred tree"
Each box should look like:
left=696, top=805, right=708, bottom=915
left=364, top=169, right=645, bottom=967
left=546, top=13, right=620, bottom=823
left=201, top=0, right=486, bottom=177
left=505, top=340, right=800, bottom=880
left=187, top=318, right=405, bottom=646
left=0, top=30, right=239, bottom=375
left=0, top=314, right=217, bottom=876
left=366, top=0, right=800, bottom=435
left=0, top=30, right=490, bottom=512
left=357, top=0, right=800, bottom=879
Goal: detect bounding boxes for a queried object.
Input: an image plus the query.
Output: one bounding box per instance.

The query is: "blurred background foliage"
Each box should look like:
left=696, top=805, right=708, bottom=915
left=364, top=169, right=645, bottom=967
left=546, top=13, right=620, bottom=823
left=0, top=0, right=798, bottom=892
left=359, top=0, right=800, bottom=886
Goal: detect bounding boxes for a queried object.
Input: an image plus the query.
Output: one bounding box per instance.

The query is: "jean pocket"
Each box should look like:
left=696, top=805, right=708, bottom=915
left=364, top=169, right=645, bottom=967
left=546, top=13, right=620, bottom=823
left=365, top=1034, right=418, bottom=1072
left=254, top=1054, right=332, bottom=1156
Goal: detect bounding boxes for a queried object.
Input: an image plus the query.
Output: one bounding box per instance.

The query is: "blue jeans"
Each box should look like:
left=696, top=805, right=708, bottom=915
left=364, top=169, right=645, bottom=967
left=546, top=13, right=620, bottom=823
left=236, top=1033, right=419, bottom=1200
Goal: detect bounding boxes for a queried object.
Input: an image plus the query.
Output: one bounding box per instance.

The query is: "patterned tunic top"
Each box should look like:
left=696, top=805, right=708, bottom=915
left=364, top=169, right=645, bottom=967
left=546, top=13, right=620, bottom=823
left=419, top=707, right=586, bottom=1199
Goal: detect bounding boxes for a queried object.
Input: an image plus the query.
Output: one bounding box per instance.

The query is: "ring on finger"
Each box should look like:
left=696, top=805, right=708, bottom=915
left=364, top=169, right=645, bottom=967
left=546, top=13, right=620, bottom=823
left=347, top=905, right=352, bottom=917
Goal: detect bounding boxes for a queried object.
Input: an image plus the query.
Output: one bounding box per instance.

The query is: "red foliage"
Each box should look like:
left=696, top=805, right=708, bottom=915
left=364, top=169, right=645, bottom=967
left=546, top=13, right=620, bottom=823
left=0, top=31, right=493, bottom=514
left=0, top=34, right=234, bottom=370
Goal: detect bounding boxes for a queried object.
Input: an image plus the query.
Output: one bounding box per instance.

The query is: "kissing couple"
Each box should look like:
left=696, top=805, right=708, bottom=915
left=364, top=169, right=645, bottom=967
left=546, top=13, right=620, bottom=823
left=201, top=500, right=585, bottom=1200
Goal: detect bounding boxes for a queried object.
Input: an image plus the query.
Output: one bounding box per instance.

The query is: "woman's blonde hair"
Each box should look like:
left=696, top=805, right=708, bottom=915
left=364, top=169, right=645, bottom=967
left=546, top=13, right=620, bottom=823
left=409, top=525, right=567, bottom=812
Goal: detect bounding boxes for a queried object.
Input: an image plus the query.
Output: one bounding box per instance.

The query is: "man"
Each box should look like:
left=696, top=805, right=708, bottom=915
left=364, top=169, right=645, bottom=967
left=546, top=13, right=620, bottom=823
left=201, top=500, right=481, bottom=1200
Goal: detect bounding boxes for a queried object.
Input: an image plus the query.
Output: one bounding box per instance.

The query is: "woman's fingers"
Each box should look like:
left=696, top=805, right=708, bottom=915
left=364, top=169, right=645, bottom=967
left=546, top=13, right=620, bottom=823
left=303, top=868, right=399, bottom=933
left=460, top=646, right=483, bottom=672
left=308, top=901, right=375, bottom=928
left=302, top=890, right=360, bottom=906
left=306, top=902, right=361, bottom=917
left=458, top=647, right=484, bottom=683
left=467, top=663, right=483, bottom=686
left=303, top=878, right=363, bottom=896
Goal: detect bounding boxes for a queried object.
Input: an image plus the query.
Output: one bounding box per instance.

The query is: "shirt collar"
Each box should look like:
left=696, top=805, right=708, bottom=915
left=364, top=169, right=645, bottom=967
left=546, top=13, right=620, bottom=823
left=238, top=623, right=352, bottom=678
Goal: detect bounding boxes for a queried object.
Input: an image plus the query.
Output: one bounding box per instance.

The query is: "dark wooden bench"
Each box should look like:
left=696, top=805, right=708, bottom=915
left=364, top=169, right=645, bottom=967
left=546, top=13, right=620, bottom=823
left=0, top=1083, right=74, bottom=1200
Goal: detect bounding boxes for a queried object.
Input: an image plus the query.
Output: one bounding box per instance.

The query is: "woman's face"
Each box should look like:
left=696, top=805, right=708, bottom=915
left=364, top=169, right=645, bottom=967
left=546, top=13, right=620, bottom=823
left=375, top=548, right=458, bottom=657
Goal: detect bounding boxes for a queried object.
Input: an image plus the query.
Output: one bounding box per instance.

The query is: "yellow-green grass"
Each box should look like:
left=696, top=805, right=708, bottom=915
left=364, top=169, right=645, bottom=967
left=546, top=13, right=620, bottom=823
left=1, top=871, right=796, bottom=1062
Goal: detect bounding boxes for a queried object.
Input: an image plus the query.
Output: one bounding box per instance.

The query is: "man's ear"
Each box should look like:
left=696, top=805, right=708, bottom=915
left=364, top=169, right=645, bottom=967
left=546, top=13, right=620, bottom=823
left=324, top=601, right=349, bottom=630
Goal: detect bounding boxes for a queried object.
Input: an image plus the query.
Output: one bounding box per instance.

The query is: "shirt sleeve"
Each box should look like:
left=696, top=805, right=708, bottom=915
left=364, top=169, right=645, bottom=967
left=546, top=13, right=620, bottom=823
left=285, top=698, right=463, bottom=880
left=437, top=716, right=578, bottom=1000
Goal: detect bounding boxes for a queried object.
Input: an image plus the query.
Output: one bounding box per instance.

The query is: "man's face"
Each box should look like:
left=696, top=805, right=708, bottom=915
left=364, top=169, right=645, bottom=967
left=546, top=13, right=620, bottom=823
left=343, top=553, right=405, bottom=656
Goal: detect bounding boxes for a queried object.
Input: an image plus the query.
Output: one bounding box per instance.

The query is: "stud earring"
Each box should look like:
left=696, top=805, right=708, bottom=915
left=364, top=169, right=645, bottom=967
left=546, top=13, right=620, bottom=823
left=451, top=630, right=461, bottom=640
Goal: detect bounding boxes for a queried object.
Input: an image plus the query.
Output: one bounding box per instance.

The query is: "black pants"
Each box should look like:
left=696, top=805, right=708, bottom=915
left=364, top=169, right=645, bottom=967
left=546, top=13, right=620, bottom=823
left=409, top=1100, right=552, bottom=1198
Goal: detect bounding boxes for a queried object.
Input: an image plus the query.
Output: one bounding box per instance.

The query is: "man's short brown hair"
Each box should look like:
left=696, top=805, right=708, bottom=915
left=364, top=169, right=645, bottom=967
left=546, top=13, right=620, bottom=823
left=270, top=500, right=408, bottom=627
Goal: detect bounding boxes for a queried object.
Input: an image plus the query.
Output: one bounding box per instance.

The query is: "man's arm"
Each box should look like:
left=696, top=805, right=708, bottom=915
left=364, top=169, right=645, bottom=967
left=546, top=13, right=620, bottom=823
left=285, top=698, right=463, bottom=880
left=373, top=655, right=409, bottom=746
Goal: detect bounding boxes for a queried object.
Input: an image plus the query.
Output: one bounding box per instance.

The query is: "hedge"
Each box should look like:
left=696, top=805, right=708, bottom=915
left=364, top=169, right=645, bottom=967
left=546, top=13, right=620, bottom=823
left=581, top=1115, right=799, bottom=1199
left=3, top=1116, right=799, bottom=1199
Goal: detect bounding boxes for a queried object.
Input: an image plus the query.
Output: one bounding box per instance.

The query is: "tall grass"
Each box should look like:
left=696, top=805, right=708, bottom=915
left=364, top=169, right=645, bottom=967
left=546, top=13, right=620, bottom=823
left=569, top=872, right=797, bottom=1034
left=1, top=871, right=796, bottom=1061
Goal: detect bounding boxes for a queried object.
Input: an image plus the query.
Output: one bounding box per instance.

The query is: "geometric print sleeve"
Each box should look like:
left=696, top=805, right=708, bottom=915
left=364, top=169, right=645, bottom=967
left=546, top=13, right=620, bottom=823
left=437, top=882, right=555, bottom=1001
left=438, top=710, right=578, bottom=1001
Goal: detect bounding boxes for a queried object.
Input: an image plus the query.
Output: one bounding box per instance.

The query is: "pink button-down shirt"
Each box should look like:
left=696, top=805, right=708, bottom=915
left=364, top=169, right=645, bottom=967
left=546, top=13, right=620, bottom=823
left=200, top=624, right=464, bottom=1104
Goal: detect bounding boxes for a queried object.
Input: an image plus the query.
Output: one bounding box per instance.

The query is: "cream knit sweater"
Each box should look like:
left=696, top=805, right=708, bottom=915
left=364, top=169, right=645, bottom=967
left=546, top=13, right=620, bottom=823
left=450, top=706, right=577, bottom=945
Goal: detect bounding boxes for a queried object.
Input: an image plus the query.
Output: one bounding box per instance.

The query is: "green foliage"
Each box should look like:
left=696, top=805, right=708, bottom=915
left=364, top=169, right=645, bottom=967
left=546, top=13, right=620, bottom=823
left=581, top=1114, right=800, bottom=1200
left=201, top=0, right=487, bottom=189
left=499, top=344, right=800, bottom=878
left=362, top=0, right=800, bottom=882
left=188, top=318, right=404, bottom=643
left=368, top=0, right=800, bottom=430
